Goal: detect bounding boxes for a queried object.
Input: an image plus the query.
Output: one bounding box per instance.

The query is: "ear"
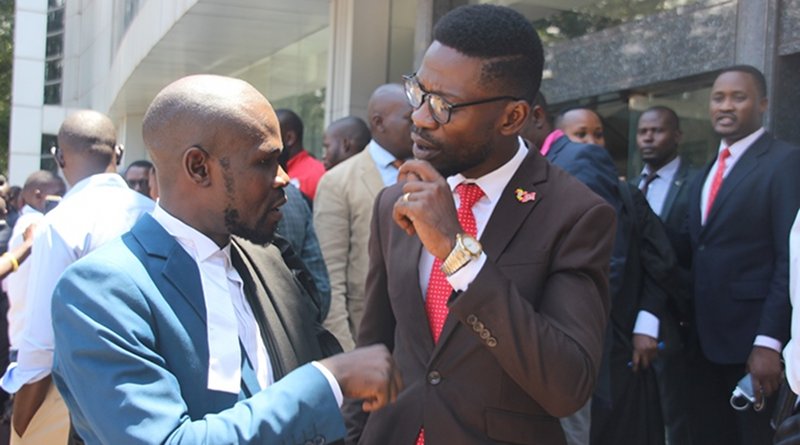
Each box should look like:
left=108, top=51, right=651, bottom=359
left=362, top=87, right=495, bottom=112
left=114, top=144, right=125, bottom=166
left=343, top=138, right=355, bottom=154
left=371, top=114, right=384, bottom=133
left=498, top=100, right=531, bottom=136
left=758, top=96, right=768, bottom=114
left=675, top=129, right=684, bottom=145
left=285, top=130, right=297, bottom=148
left=184, top=146, right=213, bottom=187
left=530, top=105, right=547, bottom=130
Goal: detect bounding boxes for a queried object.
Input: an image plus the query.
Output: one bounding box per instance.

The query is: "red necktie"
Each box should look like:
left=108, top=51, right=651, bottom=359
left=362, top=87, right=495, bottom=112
left=417, top=182, right=484, bottom=445
left=705, top=148, right=731, bottom=219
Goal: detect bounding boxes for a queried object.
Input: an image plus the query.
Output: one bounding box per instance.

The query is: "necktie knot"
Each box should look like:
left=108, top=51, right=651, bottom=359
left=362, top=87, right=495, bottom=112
left=720, top=147, right=731, bottom=162
left=640, top=172, right=659, bottom=195
left=455, top=183, right=484, bottom=211
left=390, top=159, right=404, bottom=169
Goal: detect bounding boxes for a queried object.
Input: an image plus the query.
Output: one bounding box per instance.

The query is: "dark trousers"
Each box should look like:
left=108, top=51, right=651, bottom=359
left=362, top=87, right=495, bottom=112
left=653, top=312, right=692, bottom=445
left=685, top=347, right=775, bottom=445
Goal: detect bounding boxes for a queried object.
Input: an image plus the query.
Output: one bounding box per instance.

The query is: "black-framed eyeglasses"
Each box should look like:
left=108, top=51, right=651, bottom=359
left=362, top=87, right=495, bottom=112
left=403, top=73, right=522, bottom=124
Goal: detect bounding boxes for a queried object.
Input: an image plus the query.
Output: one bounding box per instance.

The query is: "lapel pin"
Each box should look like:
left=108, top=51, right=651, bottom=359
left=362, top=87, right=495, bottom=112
left=515, top=188, right=536, bottom=203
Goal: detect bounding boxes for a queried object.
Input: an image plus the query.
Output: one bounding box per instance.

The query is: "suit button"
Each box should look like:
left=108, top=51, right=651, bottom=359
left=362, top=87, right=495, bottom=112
left=698, top=244, right=705, bottom=251
left=473, top=321, right=484, bottom=332
left=486, top=337, right=498, bottom=348
left=466, top=314, right=478, bottom=325
left=480, top=329, right=491, bottom=340
left=428, top=371, right=442, bottom=385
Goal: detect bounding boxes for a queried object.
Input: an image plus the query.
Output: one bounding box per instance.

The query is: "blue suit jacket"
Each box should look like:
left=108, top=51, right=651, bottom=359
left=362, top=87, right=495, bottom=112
left=688, top=132, right=800, bottom=364
left=51, top=213, right=345, bottom=444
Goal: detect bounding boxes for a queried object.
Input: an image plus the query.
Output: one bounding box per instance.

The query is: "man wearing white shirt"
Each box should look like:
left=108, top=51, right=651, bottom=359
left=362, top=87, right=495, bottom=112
left=0, top=111, right=154, bottom=445
left=684, top=65, right=800, bottom=444
left=49, top=74, right=400, bottom=444
left=2, top=170, right=65, bottom=357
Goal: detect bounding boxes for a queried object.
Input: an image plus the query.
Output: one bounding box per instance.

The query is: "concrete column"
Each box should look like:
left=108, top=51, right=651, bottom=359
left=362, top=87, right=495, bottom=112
left=325, top=0, right=391, bottom=123
left=735, top=0, right=780, bottom=128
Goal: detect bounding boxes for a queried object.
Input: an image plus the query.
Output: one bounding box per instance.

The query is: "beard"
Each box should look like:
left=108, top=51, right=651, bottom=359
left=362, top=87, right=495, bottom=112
left=224, top=207, right=276, bottom=245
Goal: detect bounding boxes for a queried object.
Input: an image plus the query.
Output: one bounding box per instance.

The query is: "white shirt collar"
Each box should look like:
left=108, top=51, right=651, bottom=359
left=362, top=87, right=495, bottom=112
left=642, top=155, right=681, bottom=181
left=446, top=140, right=529, bottom=205
left=63, top=173, right=128, bottom=200
left=720, top=127, right=765, bottom=159
left=368, top=139, right=400, bottom=168
left=151, top=204, right=230, bottom=264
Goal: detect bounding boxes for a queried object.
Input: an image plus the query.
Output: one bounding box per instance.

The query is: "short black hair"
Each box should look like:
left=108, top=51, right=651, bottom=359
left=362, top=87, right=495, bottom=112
left=717, top=65, right=768, bottom=99
left=333, top=116, right=371, bottom=151
left=126, top=159, right=153, bottom=174
left=433, top=4, right=544, bottom=103
left=640, top=105, right=680, bottom=131
left=275, top=109, right=304, bottom=145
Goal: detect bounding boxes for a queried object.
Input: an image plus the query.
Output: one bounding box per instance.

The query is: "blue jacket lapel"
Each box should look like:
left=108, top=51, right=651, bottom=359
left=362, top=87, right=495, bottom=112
left=129, top=213, right=206, bottom=324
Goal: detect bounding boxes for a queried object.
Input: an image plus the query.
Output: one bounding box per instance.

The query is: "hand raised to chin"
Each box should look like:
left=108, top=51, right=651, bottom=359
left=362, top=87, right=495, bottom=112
left=393, top=160, right=463, bottom=260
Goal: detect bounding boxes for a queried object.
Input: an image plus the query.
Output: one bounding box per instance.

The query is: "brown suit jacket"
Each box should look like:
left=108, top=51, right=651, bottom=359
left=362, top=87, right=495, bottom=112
left=346, top=152, right=616, bottom=445
left=314, top=149, right=384, bottom=350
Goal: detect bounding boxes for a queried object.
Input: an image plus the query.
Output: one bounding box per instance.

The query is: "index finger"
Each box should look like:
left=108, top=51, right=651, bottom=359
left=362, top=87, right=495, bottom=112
left=398, top=160, right=443, bottom=184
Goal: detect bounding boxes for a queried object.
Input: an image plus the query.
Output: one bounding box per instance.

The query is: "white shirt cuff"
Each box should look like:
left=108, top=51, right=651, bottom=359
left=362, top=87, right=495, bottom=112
left=754, top=335, right=782, bottom=353
left=311, top=361, right=343, bottom=407
left=446, top=253, right=487, bottom=292
left=632, top=310, right=660, bottom=339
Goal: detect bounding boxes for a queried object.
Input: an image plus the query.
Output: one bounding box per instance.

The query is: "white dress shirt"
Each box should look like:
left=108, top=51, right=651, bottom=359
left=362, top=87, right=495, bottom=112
left=2, top=205, right=45, bottom=351
left=418, top=142, right=528, bottom=294
left=785, top=210, right=800, bottom=394
left=1, top=173, right=154, bottom=393
left=639, top=156, right=681, bottom=218
left=700, top=128, right=765, bottom=225
left=151, top=205, right=273, bottom=393
left=368, top=140, right=403, bottom=187
left=151, top=205, right=342, bottom=402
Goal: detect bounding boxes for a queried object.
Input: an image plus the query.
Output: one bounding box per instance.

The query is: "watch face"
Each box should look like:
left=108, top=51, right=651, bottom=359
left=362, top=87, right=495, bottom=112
left=462, top=235, right=481, bottom=255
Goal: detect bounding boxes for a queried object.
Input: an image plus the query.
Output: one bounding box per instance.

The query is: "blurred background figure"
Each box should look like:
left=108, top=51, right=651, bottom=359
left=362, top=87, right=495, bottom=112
left=276, top=109, right=326, bottom=205
left=321, top=116, right=370, bottom=170
left=123, top=159, right=154, bottom=198
left=557, top=108, right=606, bottom=148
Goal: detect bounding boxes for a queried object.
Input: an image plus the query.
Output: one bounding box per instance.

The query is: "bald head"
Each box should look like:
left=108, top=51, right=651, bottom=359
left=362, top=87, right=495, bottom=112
left=367, top=84, right=413, bottom=161
left=56, top=110, right=119, bottom=185
left=143, top=75, right=278, bottom=185
left=142, top=74, right=288, bottom=247
left=322, top=116, right=370, bottom=170
left=21, top=170, right=65, bottom=213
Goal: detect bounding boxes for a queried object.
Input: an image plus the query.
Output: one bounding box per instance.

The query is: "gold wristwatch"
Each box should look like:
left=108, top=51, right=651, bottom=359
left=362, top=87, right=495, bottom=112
left=440, top=233, right=482, bottom=277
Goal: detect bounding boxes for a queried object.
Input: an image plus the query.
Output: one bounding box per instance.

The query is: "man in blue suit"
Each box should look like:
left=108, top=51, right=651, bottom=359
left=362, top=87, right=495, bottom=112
left=50, top=74, right=401, bottom=445
left=684, top=65, right=800, bottom=444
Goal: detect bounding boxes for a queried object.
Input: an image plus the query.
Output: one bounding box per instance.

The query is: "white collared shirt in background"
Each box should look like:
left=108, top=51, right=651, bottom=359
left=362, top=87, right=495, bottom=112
left=3, top=205, right=45, bottom=351
left=639, top=156, right=681, bottom=218
left=368, top=140, right=403, bottom=187
left=700, top=127, right=765, bottom=224
left=1, top=173, right=154, bottom=393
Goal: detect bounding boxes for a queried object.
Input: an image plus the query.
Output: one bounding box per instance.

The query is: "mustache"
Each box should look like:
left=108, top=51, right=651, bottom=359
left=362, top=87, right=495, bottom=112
left=411, top=125, right=436, bottom=146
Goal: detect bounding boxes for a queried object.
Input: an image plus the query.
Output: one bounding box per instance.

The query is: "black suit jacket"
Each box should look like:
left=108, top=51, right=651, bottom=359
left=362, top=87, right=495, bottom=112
left=659, top=159, right=702, bottom=233
left=687, top=132, right=800, bottom=364
left=347, top=151, right=616, bottom=445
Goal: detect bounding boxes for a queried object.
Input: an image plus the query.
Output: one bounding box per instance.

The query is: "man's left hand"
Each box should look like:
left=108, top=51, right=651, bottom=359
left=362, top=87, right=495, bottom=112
left=747, top=345, right=783, bottom=406
left=393, top=160, right=462, bottom=260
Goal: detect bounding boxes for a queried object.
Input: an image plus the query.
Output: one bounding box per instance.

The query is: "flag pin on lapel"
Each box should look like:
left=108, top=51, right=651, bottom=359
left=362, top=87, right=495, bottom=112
left=515, top=188, right=536, bottom=203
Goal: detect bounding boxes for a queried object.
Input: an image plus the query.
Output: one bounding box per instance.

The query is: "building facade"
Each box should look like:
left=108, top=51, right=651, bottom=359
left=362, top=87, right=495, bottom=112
left=7, top=0, right=800, bottom=184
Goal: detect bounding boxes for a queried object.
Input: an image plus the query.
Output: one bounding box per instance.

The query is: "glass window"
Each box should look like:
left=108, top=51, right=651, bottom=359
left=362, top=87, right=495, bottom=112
left=44, top=84, right=61, bottom=105
left=45, top=60, right=62, bottom=82
left=40, top=134, right=59, bottom=173
left=46, top=8, right=64, bottom=34
left=45, top=35, right=63, bottom=58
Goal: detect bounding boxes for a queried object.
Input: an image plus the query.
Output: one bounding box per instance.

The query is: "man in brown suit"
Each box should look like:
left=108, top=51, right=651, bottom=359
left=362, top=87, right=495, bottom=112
left=345, top=5, right=616, bottom=445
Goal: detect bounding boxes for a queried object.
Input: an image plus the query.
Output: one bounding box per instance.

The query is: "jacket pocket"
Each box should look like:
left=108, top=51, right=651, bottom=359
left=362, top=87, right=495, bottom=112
left=729, top=280, right=769, bottom=301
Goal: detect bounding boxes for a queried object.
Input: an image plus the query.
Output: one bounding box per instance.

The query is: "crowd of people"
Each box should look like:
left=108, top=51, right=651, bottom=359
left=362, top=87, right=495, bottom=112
left=0, top=4, right=798, bottom=445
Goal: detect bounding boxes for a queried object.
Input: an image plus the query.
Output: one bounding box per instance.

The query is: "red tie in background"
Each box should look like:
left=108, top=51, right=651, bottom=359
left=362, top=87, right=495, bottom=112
left=417, top=182, right=484, bottom=445
left=705, top=148, right=731, bottom=219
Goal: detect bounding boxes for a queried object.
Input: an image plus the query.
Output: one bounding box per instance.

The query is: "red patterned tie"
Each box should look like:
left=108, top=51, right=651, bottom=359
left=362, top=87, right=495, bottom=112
left=416, top=182, right=484, bottom=445
left=705, top=148, right=731, bottom=220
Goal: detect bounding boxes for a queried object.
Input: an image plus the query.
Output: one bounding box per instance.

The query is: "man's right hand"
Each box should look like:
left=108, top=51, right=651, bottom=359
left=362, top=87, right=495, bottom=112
left=319, top=344, right=402, bottom=412
left=12, top=376, right=52, bottom=437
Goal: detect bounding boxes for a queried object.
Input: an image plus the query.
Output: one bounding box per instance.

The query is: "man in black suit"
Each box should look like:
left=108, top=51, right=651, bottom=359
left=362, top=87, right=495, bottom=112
left=635, top=105, right=699, bottom=445
left=685, top=65, right=800, bottom=444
